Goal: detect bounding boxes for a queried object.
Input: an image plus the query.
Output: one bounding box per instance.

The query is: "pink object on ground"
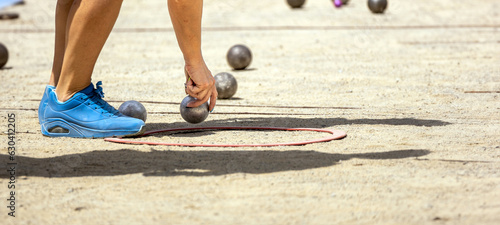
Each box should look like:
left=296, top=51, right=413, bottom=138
left=334, top=0, right=343, bottom=7
left=105, top=126, right=347, bottom=147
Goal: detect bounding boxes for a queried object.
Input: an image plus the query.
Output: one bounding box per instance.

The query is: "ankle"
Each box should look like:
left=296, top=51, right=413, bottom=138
left=54, top=88, right=76, bottom=102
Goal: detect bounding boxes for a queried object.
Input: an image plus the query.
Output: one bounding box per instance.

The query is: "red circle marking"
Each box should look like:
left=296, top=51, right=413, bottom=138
left=104, top=126, right=346, bottom=147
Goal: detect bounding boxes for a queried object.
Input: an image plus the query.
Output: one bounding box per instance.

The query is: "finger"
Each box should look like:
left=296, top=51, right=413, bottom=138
left=184, top=67, right=190, bottom=82
left=185, top=79, right=196, bottom=94
left=186, top=80, right=211, bottom=100
left=186, top=99, right=204, bottom=108
left=184, top=77, right=193, bottom=94
left=186, top=77, right=193, bottom=87
left=186, top=85, right=208, bottom=100
left=208, top=86, right=217, bottom=112
left=186, top=83, right=212, bottom=108
left=184, top=68, right=191, bottom=94
left=186, top=89, right=211, bottom=108
left=185, top=77, right=197, bottom=92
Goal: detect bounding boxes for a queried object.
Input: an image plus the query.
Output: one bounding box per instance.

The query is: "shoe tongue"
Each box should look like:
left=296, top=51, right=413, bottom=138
left=80, top=83, right=95, bottom=96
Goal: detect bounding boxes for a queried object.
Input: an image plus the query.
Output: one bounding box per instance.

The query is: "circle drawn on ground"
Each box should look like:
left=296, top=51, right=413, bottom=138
left=104, top=126, right=346, bottom=147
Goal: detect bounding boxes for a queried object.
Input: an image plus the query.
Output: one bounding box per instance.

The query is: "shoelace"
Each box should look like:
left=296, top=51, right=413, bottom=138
left=81, top=81, right=119, bottom=116
left=94, top=81, right=120, bottom=115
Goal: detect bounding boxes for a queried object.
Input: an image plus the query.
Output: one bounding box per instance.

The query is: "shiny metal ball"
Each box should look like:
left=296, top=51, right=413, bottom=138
left=287, top=0, right=305, bottom=8
left=180, top=96, right=209, bottom=124
left=214, top=72, right=238, bottom=99
left=118, top=100, right=147, bottom=122
left=368, top=0, right=387, bottom=14
left=226, top=44, right=252, bottom=70
left=0, top=43, right=8, bottom=69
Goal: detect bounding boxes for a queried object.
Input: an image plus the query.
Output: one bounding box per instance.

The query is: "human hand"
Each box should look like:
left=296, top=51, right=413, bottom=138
left=184, top=62, right=217, bottom=112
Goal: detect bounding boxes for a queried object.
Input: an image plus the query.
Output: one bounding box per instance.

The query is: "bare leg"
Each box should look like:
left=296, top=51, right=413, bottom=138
left=49, top=0, right=74, bottom=87
left=53, top=0, right=123, bottom=102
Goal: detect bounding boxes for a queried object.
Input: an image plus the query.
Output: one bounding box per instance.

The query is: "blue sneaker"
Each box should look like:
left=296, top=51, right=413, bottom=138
left=40, top=81, right=145, bottom=138
left=38, top=85, right=55, bottom=125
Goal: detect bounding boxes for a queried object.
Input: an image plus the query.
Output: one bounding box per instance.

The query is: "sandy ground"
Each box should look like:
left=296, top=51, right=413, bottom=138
left=1, top=0, right=499, bottom=224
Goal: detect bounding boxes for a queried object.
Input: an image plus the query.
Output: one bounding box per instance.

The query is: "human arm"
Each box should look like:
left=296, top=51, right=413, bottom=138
left=168, top=0, right=217, bottom=111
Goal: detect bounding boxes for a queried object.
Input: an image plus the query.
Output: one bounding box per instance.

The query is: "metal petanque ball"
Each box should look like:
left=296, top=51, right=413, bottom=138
left=180, top=96, right=209, bottom=124
left=118, top=100, right=147, bottom=122
left=214, top=72, right=238, bottom=99
left=368, top=0, right=387, bottom=14
left=287, top=0, right=305, bottom=8
left=0, top=43, right=8, bottom=69
left=226, top=44, right=252, bottom=70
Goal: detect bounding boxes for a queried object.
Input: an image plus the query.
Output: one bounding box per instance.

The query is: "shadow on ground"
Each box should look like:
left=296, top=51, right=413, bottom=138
left=145, top=116, right=451, bottom=132
left=0, top=149, right=430, bottom=178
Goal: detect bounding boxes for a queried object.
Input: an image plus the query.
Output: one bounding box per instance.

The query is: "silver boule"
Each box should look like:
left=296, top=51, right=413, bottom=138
left=180, top=96, right=209, bottom=124
left=118, top=100, right=147, bottom=122
left=214, top=72, right=238, bottom=99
